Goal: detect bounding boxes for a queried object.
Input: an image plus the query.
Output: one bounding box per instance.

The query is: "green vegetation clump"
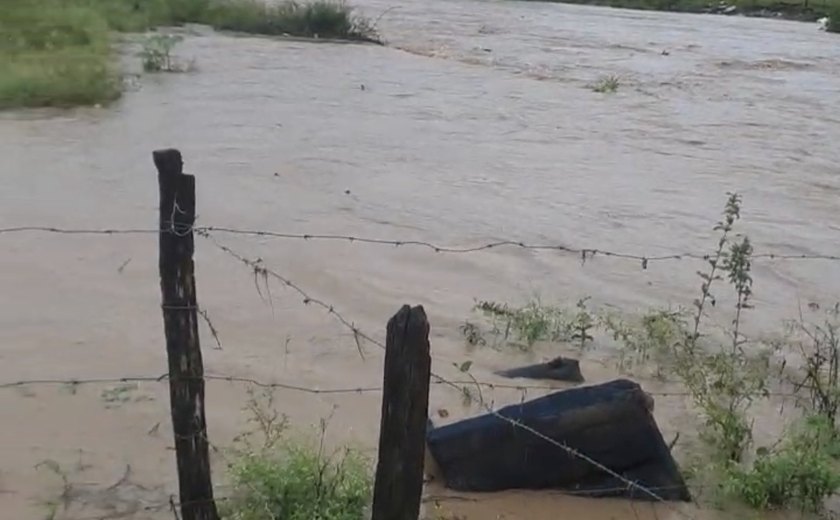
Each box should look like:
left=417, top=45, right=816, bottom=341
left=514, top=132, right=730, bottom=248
left=1, top=0, right=378, bottom=109
left=141, top=34, right=188, bottom=72
left=524, top=0, right=836, bottom=21
left=724, top=416, right=840, bottom=512
left=221, top=388, right=372, bottom=520
left=601, top=309, right=686, bottom=376
left=827, top=11, right=839, bottom=33
left=224, top=443, right=372, bottom=520
left=206, top=0, right=380, bottom=42
left=591, top=75, right=620, bottom=93
left=472, top=297, right=596, bottom=350
left=0, top=1, right=120, bottom=108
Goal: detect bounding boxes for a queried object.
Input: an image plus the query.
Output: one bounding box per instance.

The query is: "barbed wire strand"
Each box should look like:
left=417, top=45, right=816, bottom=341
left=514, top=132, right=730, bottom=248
left=0, top=373, right=805, bottom=400
left=2, top=225, right=839, bottom=264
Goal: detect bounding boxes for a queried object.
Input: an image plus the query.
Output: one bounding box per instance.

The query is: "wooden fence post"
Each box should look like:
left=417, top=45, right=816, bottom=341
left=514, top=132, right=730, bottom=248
left=153, top=149, right=220, bottom=520
left=371, top=305, right=432, bottom=520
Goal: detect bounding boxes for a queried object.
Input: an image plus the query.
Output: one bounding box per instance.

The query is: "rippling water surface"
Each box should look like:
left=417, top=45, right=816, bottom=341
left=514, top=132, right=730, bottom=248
left=1, top=1, right=838, bottom=518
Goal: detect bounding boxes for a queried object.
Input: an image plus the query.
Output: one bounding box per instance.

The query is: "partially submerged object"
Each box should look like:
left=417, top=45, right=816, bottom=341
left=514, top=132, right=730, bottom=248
left=818, top=17, right=830, bottom=30
left=426, top=379, right=689, bottom=501
left=494, top=356, right=584, bottom=383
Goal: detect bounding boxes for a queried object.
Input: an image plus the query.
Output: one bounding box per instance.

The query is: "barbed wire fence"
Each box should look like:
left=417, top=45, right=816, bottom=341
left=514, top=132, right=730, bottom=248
left=3, top=225, right=818, bottom=520
left=3, top=155, right=838, bottom=520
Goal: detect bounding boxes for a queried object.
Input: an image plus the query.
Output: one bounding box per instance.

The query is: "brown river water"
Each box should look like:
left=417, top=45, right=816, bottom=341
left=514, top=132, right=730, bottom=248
left=1, top=0, right=840, bottom=518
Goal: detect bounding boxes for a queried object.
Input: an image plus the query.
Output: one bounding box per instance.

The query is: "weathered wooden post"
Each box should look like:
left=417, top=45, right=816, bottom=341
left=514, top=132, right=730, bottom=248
left=371, top=305, right=432, bottom=520
left=154, top=149, right=219, bottom=520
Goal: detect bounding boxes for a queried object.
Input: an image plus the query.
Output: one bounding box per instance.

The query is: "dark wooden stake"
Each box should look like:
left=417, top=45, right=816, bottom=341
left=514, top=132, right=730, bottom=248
left=371, top=305, right=432, bottom=520
left=154, top=149, right=220, bottom=520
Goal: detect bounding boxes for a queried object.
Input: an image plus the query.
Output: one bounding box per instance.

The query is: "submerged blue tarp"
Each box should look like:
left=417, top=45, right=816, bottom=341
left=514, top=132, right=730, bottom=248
left=426, top=379, right=689, bottom=501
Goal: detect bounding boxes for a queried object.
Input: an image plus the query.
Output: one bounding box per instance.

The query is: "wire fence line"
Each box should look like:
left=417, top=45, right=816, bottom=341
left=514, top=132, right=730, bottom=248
left=3, top=224, right=840, bottom=265
left=4, top=225, right=699, bottom=514
left=0, top=373, right=804, bottom=400
left=7, top=223, right=822, bottom=518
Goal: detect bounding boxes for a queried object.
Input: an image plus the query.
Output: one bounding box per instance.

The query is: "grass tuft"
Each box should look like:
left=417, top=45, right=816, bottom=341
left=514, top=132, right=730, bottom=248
left=591, top=75, right=620, bottom=93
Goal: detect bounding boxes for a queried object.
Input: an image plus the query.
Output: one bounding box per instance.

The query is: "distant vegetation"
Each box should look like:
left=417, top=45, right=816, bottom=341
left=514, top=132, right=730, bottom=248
left=0, top=0, right=379, bottom=109
left=525, top=0, right=838, bottom=22
left=591, top=75, right=620, bottom=93
left=828, top=9, right=840, bottom=31
left=0, top=2, right=120, bottom=109
left=206, top=0, right=380, bottom=42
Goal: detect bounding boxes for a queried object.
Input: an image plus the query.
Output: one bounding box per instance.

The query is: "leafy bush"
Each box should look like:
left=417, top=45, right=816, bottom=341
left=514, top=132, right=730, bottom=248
left=601, top=308, right=687, bottom=376
left=205, top=0, right=380, bottom=42
left=474, top=298, right=574, bottom=349
left=724, top=416, right=840, bottom=512
left=668, top=193, right=773, bottom=463
left=140, top=34, right=187, bottom=72
left=222, top=388, right=372, bottom=520
left=224, top=443, right=372, bottom=520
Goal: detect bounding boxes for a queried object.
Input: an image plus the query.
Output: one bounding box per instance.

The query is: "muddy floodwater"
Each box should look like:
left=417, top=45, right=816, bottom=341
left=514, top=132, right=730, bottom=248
left=1, top=0, right=839, bottom=518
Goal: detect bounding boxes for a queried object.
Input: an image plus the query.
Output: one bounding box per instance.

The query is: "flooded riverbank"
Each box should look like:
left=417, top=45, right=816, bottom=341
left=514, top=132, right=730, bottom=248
left=1, top=0, right=839, bottom=518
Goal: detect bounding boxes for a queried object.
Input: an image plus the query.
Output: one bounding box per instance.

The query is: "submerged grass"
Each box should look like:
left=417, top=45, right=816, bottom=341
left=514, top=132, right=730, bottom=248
left=1, top=0, right=379, bottom=109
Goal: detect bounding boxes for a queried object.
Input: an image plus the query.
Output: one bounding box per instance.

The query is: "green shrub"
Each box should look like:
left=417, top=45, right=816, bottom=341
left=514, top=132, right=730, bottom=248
left=601, top=308, right=687, bottom=376
left=724, top=417, right=840, bottom=512
left=205, top=0, right=380, bottom=42
left=222, top=388, right=372, bottom=520
left=224, top=441, right=372, bottom=520
left=474, top=299, right=573, bottom=349
left=140, top=34, right=186, bottom=72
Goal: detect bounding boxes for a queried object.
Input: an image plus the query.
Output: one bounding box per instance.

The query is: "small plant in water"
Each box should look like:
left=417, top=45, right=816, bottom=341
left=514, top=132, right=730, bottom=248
left=592, top=75, right=620, bottom=93
left=674, top=193, right=772, bottom=464
left=459, top=321, right=486, bottom=347
left=602, top=308, right=687, bottom=377
left=787, top=303, right=840, bottom=423
left=570, top=297, right=595, bottom=351
left=474, top=298, right=573, bottom=349
left=140, top=33, right=186, bottom=73
left=223, top=386, right=372, bottom=520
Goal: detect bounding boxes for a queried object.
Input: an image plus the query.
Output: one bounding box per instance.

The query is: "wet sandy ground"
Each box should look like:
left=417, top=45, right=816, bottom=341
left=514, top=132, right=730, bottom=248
left=1, top=0, right=839, bottom=518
